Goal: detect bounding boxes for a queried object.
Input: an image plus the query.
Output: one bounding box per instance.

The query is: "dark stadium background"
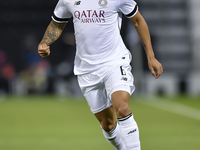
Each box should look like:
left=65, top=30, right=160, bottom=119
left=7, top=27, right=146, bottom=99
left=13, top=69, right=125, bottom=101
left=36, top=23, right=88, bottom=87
left=0, top=0, right=67, bottom=72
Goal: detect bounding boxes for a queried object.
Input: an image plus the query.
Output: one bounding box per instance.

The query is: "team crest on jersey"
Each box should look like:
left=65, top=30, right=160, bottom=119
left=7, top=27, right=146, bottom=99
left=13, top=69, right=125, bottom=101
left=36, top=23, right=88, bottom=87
left=98, top=0, right=108, bottom=7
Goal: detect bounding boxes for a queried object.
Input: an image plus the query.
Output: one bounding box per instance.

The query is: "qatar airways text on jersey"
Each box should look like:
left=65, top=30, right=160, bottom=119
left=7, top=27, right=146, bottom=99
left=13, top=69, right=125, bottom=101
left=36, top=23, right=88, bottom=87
left=74, top=10, right=105, bottom=23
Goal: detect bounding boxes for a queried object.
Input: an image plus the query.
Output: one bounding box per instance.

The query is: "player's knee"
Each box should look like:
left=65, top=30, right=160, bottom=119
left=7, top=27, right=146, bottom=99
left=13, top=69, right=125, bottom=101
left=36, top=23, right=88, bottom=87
left=101, top=119, right=116, bottom=132
left=115, top=103, right=131, bottom=118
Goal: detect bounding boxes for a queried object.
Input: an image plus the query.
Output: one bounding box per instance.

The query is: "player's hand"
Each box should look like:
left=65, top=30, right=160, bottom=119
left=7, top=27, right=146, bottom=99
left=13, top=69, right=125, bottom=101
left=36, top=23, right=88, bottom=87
left=148, top=58, right=163, bottom=79
left=38, top=43, right=50, bottom=57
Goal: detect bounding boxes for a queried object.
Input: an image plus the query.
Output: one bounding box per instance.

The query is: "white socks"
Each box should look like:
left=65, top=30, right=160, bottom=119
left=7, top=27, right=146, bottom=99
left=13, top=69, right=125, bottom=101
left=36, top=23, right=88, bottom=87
left=102, top=113, right=140, bottom=150
left=118, top=113, right=141, bottom=150
left=102, top=123, right=127, bottom=150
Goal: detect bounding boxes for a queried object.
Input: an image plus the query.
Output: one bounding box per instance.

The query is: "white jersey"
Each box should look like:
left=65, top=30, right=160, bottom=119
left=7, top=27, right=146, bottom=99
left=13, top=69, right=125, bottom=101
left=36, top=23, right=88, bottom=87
left=52, top=0, right=138, bottom=75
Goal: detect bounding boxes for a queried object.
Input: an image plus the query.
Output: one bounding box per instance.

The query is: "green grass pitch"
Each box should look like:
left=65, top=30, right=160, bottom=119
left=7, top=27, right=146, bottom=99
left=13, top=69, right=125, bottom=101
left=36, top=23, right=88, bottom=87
left=0, top=95, right=199, bottom=150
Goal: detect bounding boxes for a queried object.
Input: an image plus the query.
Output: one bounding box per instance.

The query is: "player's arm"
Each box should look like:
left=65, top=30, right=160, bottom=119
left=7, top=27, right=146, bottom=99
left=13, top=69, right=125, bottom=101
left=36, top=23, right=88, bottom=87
left=129, top=11, right=163, bottom=79
left=38, top=20, right=66, bottom=57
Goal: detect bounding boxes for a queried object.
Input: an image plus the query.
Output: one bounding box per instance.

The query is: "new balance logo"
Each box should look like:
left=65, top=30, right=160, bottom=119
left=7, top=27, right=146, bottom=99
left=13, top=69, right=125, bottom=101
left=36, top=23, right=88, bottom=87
left=128, top=129, right=137, bottom=135
left=74, top=1, right=81, bottom=5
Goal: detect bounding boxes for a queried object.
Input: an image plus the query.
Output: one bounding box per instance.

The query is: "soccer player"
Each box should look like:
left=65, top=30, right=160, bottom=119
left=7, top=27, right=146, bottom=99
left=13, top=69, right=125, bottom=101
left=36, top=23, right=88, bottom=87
left=38, top=0, right=163, bottom=149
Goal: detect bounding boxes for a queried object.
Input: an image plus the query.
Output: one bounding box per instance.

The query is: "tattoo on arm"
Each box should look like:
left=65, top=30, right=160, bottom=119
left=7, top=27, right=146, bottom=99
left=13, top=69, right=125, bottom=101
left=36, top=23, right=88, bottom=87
left=40, top=21, right=66, bottom=45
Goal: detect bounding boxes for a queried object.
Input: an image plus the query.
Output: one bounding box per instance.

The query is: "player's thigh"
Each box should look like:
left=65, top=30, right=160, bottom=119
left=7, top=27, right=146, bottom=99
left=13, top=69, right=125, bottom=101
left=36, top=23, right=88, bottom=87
left=104, top=62, right=134, bottom=118
left=111, top=90, right=131, bottom=118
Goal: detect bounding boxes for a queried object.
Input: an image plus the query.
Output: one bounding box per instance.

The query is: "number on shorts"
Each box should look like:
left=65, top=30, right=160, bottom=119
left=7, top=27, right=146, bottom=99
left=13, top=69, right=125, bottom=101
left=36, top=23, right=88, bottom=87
left=120, top=66, right=126, bottom=75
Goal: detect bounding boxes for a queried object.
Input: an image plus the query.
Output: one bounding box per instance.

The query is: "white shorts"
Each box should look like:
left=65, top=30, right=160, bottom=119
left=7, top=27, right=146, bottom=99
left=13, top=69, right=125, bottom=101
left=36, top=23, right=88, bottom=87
left=77, top=56, right=135, bottom=114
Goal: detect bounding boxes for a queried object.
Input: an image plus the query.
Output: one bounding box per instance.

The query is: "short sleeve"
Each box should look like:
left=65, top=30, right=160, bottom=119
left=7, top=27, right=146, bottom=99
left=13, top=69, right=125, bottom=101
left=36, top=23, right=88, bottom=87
left=51, top=0, right=72, bottom=23
left=118, top=0, right=138, bottom=18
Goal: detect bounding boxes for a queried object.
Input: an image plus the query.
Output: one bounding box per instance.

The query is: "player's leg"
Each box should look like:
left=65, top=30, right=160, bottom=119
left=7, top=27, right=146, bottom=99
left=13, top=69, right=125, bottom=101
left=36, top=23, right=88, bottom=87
left=111, top=90, right=140, bottom=150
left=104, top=53, right=141, bottom=150
left=77, top=73, right=126, bottom=150
left=95, top=105, right=127, bottom=150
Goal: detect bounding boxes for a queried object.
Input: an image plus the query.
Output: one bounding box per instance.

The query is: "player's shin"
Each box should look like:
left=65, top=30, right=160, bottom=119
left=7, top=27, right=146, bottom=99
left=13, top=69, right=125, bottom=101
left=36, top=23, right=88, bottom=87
left=102, top=123, right=127, bottom=150
left=118, top=113, right=141, bottom=150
